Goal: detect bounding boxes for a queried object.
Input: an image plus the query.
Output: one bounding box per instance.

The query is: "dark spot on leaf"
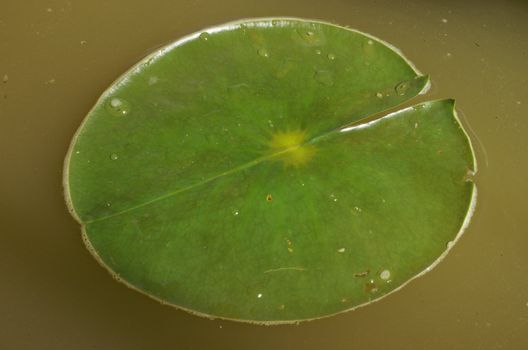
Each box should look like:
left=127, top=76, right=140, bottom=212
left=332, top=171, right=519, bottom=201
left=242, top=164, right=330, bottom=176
left=354, top=270, right=370, bottom=277
left=365, top=280, right=378, bottom=293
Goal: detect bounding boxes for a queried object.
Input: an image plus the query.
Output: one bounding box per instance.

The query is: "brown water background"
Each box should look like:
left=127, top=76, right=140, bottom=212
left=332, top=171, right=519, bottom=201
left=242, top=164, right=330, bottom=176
left=1, top=0, right=527, bottom=349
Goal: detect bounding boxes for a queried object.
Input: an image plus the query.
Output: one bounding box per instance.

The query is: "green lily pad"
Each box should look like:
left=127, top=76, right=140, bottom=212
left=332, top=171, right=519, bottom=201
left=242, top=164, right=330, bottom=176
left=64, top=18, right=476, bottom=324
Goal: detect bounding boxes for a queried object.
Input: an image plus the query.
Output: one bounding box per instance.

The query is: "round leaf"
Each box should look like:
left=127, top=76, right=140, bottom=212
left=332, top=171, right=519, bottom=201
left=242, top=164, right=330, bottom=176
left=64, top=18, right=476, bottom=323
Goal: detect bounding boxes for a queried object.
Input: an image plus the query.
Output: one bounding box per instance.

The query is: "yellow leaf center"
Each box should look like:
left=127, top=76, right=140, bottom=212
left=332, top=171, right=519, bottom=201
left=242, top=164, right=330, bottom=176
left=268, top=130, right=316, bottom=167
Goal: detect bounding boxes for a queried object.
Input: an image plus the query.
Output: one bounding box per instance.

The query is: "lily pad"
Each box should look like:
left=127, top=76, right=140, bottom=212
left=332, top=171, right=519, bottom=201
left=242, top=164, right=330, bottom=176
left=64, top=18, right=476, bottom=323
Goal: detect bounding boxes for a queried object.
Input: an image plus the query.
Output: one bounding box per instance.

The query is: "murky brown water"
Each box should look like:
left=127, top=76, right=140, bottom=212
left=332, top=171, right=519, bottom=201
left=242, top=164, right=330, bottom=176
left=1, top=0, right=527, bottom=349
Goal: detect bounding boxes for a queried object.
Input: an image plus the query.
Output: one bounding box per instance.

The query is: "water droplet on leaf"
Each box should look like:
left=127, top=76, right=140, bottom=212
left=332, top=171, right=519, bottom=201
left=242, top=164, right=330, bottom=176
left=395, top=81, right=410, bottom=95
left=257, top=48, right=269, bottom=58
left=148, top=76, right=159, bottom=85
left=106, top=97, right=130, bottom=116
left=362, top=39, right=375, bottom=55
left=296, top=28, right=322, bottom=45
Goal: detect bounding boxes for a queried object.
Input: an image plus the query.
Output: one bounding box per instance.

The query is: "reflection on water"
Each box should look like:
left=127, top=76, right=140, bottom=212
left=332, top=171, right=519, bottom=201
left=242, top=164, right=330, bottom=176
left=1, top=0, right=527, bottom=349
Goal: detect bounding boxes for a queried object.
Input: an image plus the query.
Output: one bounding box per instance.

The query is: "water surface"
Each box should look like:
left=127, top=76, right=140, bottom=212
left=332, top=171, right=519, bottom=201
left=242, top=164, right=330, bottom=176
left=1, top=0, right=527, bottom=349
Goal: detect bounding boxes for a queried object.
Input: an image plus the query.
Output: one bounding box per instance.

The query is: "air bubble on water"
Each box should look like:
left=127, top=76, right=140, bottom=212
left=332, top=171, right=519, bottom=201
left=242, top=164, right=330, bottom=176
left=257, top=293, right=263, bottom=298
left=337, top=248, right=346, bottom=253
left=327, top=53, right=336, bottom=60
left=314, top=70, right=333, bottom=86
left=267, top=119, right=274, bottom=128
left=329, top=194, right=338, bottom=202
left=257, top=48, right=269, bottom=58
left=395, top=80, right=410, bottom=95
left=199, top=32, right=210, bottom=41
left=315, top=49, right=322, bottom=55
left=75, top=150, right=80, bottom=155
left=380, top=269, right=391, bottom=280
left=441, top=18, right=448, bottom=23
left=233, top=210, right=239, bottom=216
left=110, top=153, right=118, bottom=160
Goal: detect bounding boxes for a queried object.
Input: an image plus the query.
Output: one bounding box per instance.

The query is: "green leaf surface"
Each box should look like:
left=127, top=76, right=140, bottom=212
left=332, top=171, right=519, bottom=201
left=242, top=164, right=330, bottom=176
left=64, top=18, right=476, bottom=323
